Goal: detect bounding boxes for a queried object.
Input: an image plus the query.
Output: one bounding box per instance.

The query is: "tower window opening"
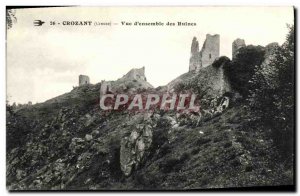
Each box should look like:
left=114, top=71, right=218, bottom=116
left=209, top=54, right=212, bottom=59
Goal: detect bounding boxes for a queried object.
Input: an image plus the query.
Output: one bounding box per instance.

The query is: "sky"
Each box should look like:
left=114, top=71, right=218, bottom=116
left=7, top=6, right=294, bottom=104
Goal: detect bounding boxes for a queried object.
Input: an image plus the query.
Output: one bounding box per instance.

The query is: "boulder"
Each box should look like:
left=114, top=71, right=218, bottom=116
left=85, top=134, right=93, bottom=141
left=69, top=138, right=85, bottom=154
left=216, top=96, right=229, bottom=113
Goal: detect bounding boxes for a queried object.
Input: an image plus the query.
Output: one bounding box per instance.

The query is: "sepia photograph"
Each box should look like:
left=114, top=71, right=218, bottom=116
left=6, top=6, right=295, bottom=191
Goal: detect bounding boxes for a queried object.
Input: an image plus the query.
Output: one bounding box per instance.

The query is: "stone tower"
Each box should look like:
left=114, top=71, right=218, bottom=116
left=200, top=34, right=220, bottom=68
left=79, top=75, right=90, bottom=86
left=189, top=37, right=201, bottom=71
left=232, top=38, right=246, bottom=59
left=189, top=34, right=220, bottom=72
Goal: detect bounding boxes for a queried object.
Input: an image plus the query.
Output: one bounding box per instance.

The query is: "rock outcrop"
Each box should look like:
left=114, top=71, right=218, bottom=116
left=259, top=42, right=280, bottom=88
left=6, top=33, right=293, bottom=190
left=120, top=115, right=153, bottom=176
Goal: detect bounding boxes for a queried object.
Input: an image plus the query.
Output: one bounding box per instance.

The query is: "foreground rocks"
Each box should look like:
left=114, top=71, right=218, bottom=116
left=6, top=83, right=293, bottom=190
left=120, top=114, right=153, bottom=176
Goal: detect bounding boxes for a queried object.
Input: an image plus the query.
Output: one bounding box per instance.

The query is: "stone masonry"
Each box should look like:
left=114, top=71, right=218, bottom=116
left=189, top=37, right=201, bottom=72
left=189, top=34, right=220, bottom=72
left=200, top=34, right=220, bottom=68
left=232, top=38, right=246, bottom=59
left=79, top=75, right=90, bottom=86
left=122, top=67, right=147, bottom=81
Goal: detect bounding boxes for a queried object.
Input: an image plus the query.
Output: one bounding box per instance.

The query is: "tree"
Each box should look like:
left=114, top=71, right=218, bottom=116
left=249, top=25, right=294, bottom=158
left=224, top=45, right=265, bottom=97
left=6, top=9, right=17, bottom=29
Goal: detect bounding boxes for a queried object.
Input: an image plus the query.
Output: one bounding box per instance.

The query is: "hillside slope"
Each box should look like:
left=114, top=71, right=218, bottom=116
left=6, top=81, right=293, bottom=190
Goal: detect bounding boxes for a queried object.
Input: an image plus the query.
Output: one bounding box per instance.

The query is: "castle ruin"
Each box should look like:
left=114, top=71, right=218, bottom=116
left=189, top=34, right=220, bottom=72
left=79, top=75, right=90, bottom=86
left=122, top=67, right=147, bottom=81
left=232, top=38, right=246, bottom=59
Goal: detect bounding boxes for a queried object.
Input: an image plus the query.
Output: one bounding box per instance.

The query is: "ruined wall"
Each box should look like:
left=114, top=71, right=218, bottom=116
left=232, top=38, right=246, bottom=59
left=79, top=75, right=90, bottom=86
left=189, top=37, right=201, bottom=71
left=196, top=63, right=231, bottom=98
left=200, top=34, right=220, bottom=68
left=169, top=61, right=231, bottom=97
left=123, top=67, right=147, bottom=81
left=189, top=34, right=220, bottom=71
left=114, top=67, right=153, bottom=90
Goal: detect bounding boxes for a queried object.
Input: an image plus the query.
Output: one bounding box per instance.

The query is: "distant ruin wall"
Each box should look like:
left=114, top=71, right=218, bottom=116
left=79, top=75, right=90, bottom=86
left=189, top=34, right=220, bottom=72
left=123, top=67, right=147, bottom=81
left=200, top=34, right=220, bottom=68
left=232, top=38, right=246, bottom=59
left=189, top=37, right=201, bottom=71
left=196, top=64, right=231, bottom=98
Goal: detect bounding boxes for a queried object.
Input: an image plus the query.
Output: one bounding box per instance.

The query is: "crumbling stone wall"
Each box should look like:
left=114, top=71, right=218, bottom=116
left=232, top=38, right=246, bottom=59
left=200, top=34, right=220, bottom=68
left=197, top=63, right=231, bottom=98
left=123, top=67, right=147, bottom=81
left=79, top=75, right=90, bottom=86
left=189, top=34, right=220, bottom=71
left=189, top=37, right=201, bottom=71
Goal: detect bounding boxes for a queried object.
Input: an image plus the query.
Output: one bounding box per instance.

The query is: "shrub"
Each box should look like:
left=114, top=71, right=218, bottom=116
left=212, top=56, right=231, bottom=68
left=224, top=45, right=265, bottom=97
left=108, top=137, right=123, bottom=177
left=159, top=152, right=190, bottom=173
left=249, top=25, right=294, bottom=159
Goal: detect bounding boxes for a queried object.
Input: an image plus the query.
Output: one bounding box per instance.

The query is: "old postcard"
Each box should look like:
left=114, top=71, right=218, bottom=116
left=6, top=6, right=295, bottom=191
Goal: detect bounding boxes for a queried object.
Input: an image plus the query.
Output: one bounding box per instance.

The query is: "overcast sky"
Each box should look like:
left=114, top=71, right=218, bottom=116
left=7, top=7, right=294, bottom=104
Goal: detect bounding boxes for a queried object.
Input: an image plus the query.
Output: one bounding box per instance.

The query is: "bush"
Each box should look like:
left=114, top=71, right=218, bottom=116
left=108, top=137, right=123, bottom=177
left=159, top=152, right=190, bottom=173
left=224, top=45, right=265, bottom=97
left=212, top=56, right=231, bottom=68
left=249, top=25, right=294, bottom=159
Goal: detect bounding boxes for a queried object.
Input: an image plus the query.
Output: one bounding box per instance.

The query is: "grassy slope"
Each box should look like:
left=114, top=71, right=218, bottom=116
left=6, top=83, right=293, bottom=190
